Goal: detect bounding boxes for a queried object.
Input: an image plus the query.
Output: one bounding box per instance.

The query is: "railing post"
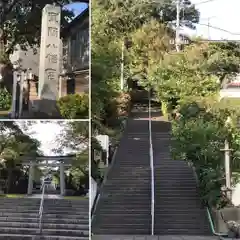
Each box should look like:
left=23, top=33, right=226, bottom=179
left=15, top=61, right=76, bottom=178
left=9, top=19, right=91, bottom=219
left=148, top=89, right=154, bottom=235
left=39, top=182, right=46, bottom=235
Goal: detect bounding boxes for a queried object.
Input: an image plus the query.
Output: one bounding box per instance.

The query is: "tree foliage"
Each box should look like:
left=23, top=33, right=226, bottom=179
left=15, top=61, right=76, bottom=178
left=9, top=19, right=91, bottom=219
left=152, top=40, right=240, bottom=208
left=0, top=0, right=76, bottom=55
left=92, top=0, right=200, bottom=133
left=0, top=121, right=40, bottom=193
left=57, top=93, right=89, bottom=119
left=149, top=42, right=240, bottom=112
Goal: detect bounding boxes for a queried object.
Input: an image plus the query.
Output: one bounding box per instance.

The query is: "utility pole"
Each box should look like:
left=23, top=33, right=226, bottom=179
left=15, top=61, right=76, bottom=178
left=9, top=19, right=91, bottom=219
left=207, top=17, right=210, bottom=39
left=120, top=41, right=124, bottom=90
left=175, top=0, right=181, bottom=52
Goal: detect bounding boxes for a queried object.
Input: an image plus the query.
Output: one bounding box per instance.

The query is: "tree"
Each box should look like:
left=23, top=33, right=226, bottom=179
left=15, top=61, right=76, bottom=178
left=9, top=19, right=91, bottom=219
left=0, top=0, right=76, bottom=56
left=0, top=121, right=40, bottom=193
left=53, top=121, right=89, bottom=190
left=128, top=20, right=173, bottom=87
left=0, top=0, right=77, bottom=93
left=54, top=121, right=89, bottom=152
left=93, top=0, right=199, bottom=40
left=92, top=0, right=200, bottom=129
left=148, top=42, right=240, bottom=113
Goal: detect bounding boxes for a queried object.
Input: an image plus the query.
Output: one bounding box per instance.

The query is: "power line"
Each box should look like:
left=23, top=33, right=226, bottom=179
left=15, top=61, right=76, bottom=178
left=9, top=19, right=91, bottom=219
left=196, top=22, right=240, bottom=35
left=194, top=0, right=218, bottom=5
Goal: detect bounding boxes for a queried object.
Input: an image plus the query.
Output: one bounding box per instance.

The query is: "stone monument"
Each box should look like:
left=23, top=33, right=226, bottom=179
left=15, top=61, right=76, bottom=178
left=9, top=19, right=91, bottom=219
left=37, top=4, right=61, bottom=116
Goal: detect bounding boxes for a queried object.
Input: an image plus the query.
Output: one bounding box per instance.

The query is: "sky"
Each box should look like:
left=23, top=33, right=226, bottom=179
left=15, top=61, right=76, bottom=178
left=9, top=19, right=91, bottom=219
left=18, top=121, right=65, bottom=156
left=63, top=0, right=240, bottom=40
left=63, top=2, right=88, bottom=17
left=183, top=0, right=240, bottom=40
left=17, top=121, right=88, bottom=157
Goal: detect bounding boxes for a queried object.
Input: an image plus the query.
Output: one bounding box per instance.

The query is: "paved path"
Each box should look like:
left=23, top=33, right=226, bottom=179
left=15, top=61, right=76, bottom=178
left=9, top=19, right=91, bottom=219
left=92, top=235, right=222, bottom=240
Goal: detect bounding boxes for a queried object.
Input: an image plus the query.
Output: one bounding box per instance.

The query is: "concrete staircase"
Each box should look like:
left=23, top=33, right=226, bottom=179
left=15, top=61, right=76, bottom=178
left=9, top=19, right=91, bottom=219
left=92, top=99, right=212, bottom=237
left=92, top=103, right=152, bottom=234
left=0, top=197, right=89, bottom=240
left=151, top=110, right=212, bottom=235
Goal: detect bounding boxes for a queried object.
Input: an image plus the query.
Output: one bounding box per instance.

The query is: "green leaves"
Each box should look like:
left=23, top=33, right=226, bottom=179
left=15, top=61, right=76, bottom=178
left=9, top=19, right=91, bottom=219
left=57, top=93, right=89, bottom=119
left=0, top=122, right=40, bottom=167
left=0, top=88, right=11, bottom=110
left=171, top=98, right=240, bottom=208
left=0, top=0, right=74, bottom=55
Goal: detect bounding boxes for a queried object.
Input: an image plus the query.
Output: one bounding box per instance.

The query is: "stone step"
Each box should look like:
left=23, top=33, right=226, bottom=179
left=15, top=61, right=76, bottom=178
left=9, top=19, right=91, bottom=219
left=0, top=227, right=88, bottom=236
left=101, top=188, right=150, bottom=192
left=154, top=169, right=193, bottom=173
left=155, top=228, right=211, bottom=235
left=94, top=213, right=151, bottom=218
left=155, top=203, right=202, bottom=208
left=104, top=182, right=150, bottom=186
left=93, top=216, right=151, bottom=224
left=99, top=200, right=151, bottom=205
left=0, top=217, right=88, bottom=224
left=100, top=193, right=150, bottom=197
left=99, top=198, right=150, bottom=202
left=0, top=206, right=88, bottom=211
left=0, top=234, right=89, bottom=240
left=0, top=209, right=88, bottom=214
left=97, top=203, right=150, bottom=207
left=0, top=199, right=88, bottom=203
left=0, top=212, right=88, bottom=218
left=92, top=227, right=151, bottom=235
left=0, top=202, right=88, bottom=207
left=0, top=222, right=88, bottom=229
left=97, top=209, right=150, bottom=214
left=156, top=214, right=206, bottom=220
left=105, top=179, right=150, bottom=182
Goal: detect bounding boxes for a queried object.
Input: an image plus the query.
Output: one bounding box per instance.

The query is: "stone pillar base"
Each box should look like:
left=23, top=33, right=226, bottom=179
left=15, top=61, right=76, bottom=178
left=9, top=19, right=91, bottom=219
left=30, top=99, right=61, bottom=118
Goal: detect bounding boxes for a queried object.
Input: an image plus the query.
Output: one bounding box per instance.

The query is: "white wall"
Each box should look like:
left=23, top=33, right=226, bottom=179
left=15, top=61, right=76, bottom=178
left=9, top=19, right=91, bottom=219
left=232, top=182, right=240, bottom=206
left=10, top=45, right=40, bottom=76
left=219, top=89, right=240, bottom=99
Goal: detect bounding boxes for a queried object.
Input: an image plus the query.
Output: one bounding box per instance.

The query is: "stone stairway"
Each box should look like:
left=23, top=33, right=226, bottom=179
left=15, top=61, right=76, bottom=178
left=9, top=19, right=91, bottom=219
left=0, top=197, right=89, bottom=240
left=151, top=109, right=212, bottom=235
left=92, top=103, right=152, bottom=234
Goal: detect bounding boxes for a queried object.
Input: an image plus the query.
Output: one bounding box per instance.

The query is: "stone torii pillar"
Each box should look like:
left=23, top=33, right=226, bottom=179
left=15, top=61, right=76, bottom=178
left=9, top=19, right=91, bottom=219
left=59, top=161, right=65, bottom=196
left=27, top=162, right=35, bottom=195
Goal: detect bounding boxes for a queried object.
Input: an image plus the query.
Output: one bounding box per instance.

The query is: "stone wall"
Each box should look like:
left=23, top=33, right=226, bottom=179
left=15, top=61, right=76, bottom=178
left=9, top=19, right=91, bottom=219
left=212, top=207, right=240, bottom=233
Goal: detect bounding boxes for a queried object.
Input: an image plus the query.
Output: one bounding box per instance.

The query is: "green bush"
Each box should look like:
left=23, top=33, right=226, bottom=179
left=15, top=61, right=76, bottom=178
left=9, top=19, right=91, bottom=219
left=171, top=100, right=240, bottom=208
left=0, top=88, right=11, bottom=110
left=57, top=93, right=89, bottom=119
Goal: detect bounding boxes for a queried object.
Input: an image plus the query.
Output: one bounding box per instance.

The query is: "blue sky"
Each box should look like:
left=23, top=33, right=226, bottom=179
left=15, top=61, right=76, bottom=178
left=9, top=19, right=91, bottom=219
left=182, top=0, right=240, bottom=40
left=64, top=2, right=88, bottom=17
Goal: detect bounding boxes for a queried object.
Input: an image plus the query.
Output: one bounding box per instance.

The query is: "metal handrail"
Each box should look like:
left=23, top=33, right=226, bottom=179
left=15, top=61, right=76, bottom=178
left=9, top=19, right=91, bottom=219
left=38, top=181, right=46, bottom=235
left=148, top=90, right=155, bottom=235
left=206, top=206, right=228, bottom=237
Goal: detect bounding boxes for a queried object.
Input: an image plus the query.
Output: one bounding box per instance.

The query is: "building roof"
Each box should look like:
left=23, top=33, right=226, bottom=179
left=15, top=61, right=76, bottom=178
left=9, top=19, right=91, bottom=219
left=61, top=7, right=89, bottom=37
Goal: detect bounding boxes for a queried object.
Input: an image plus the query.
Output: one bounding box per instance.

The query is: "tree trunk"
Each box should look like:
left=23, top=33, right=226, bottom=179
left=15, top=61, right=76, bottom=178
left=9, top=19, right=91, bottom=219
left=6, top=167, right=13, bottom=194
left=0, top=30, right=13, bottom=94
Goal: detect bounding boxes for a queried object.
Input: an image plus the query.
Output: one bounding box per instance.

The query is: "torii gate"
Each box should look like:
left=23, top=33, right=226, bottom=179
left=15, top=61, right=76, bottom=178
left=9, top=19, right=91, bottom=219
left=21, top=155, right=75, bottom=196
